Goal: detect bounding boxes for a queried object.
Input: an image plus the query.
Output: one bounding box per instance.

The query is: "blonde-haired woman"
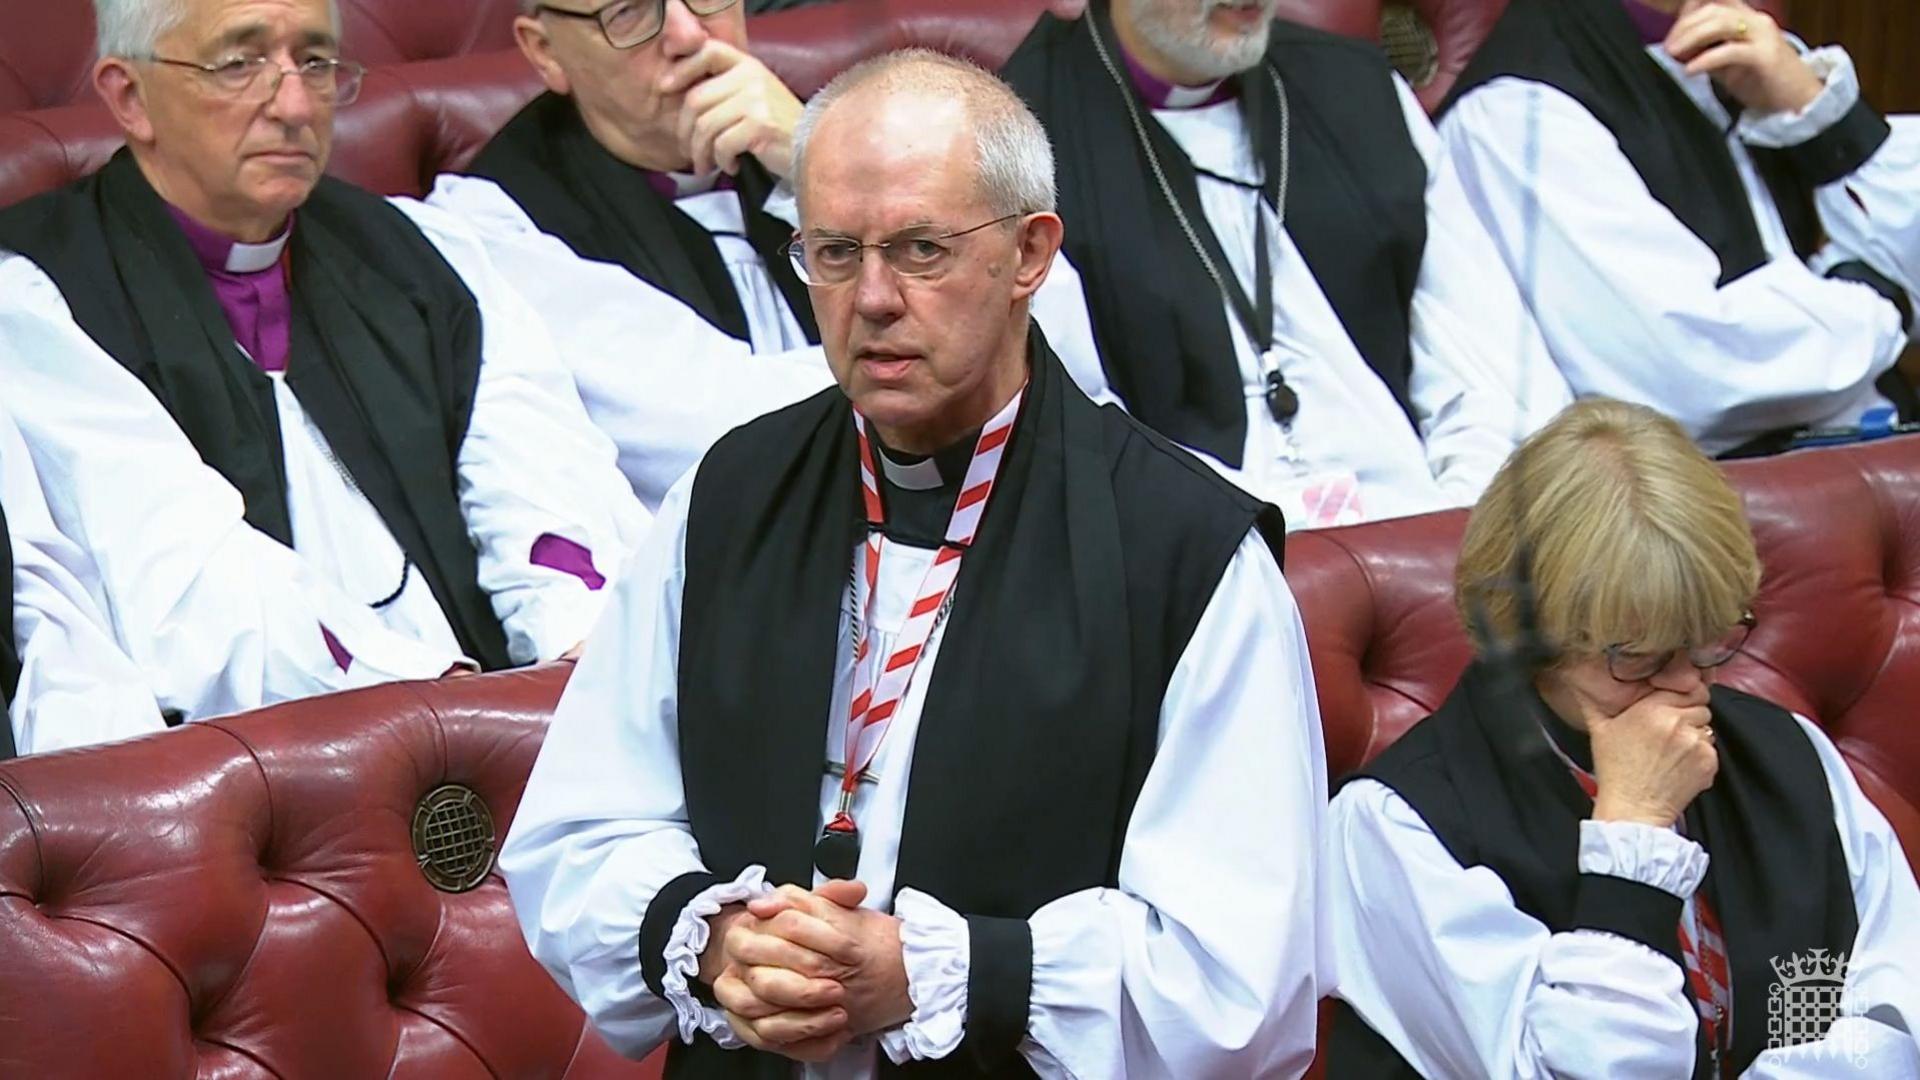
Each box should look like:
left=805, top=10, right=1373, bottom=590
left=1324, top=399, right=1919, bottom=1078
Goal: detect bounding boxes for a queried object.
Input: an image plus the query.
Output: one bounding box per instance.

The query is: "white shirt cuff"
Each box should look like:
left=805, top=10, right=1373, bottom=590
left=1578, top=819, right=1709, bottom=898
left=878, top=888, right=970, bottom=1064
left=1740, top=46, right=1859, bottom=149
left=499, top=588, right=612, bottom=666
left=660, top=864, right=776, bottom=1048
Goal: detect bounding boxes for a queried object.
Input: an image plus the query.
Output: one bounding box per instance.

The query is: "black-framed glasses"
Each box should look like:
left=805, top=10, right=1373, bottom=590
left=533, top=0, right=741, bottom=50
left=145, top=54, right=366, bottom=105
left=1604, top=612, right=1756, bottom=683
left=787, top=213, right=1031, bottom=287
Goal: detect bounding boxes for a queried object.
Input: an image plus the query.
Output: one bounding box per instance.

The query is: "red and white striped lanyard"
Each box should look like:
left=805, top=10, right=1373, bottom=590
left=813, top=388, right=1025, bottom=876
left=1544, top=732, right=1734, bottom=1064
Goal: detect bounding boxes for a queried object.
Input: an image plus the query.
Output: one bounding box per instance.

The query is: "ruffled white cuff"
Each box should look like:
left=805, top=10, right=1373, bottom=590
left=1578, top=819, right=1709, bottom=898
left=878, top=888, right=970, bottom=1064
left=1740, top=46, right=1858, bottom=149
left=660, top=864, right=776, bottom=1048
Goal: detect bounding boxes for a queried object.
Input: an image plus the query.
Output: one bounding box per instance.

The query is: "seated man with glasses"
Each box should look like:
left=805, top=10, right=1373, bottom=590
left=429, top=0, right=1105, bottom=510
left=0, top=0, right=645, bottom=683
left=501, top=49, right=1326, bottom=1078
left=1324, top=398, right=1920, bottom=1077
left=427, top=0, right=834, bottom=510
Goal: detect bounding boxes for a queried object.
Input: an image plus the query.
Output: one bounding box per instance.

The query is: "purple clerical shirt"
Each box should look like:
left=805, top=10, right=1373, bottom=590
left=642, top=169, right=736, bottom=202
left=1119, top=44, right=1239, bottom=110
left=1623, top=0, right=1679, bottom=45
left=165, top=203, right=607, bottom=624
left=166, top=205, right=294, bottom=373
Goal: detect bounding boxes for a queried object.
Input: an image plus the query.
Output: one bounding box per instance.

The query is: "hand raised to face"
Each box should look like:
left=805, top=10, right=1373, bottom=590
left=1665, top=0, right=1824, bottom=117
left=1585, top=689, right=1720, bottom=828
left=659, top=40, right=803, bottom=177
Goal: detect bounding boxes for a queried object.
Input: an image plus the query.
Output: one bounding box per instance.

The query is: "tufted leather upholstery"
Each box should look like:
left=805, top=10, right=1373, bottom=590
left=0, top=0, right=1402, bottom=208
left=0, top=664, right=662, bottom=1078
left=0, top=102, right=125, bottom=205
left=338, top=0, right=524, bottom=67
left=0, top=3, right=98, bottom=113
left=1276, top=0, right=1386, bottom=42
left=1292, top=434, right=1920, bottom=860
left=0, top=0, right=1094, bottom=206
left=752, top=0, right=1083, bottom=98
left=4, top=436, right=1914, bottom=1076
left=0, top=0, right=521, bottom=113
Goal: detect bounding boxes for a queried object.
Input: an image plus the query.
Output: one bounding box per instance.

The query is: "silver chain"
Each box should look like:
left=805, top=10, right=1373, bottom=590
left=831, top=541, right=957, bottom=786
left=1087, top=12, right=1291, bottom=326
left=844, top=544, right=958, bottom=658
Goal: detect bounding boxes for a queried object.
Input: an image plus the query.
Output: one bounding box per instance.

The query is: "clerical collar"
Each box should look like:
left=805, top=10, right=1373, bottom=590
left=872, top=429, right=980, bottom=547
left=163, top=201, right=294, bottom=373
left=166, top=204, right=292, bottom=275
left=1621, top=0, right=1677, bottom=45
left=878, top=447, right=944, bottom=491
left=642, top=168, right=737, bottom=202
left=1120, top=40, right=1237, bottom=110
left=874, top=431, right=978, bottom=490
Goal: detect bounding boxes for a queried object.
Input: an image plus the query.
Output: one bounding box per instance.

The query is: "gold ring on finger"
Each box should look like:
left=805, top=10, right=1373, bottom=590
left=1734, top=18, right=1751, bottom=39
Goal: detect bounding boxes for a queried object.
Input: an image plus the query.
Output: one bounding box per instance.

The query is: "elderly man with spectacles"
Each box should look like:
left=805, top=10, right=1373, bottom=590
left=425, top=0, right=1109, bottom=511
left=501, top=48, right=1326, bottom=1079
left=0, top=0, right=646, bottom=732
left=413, top=0, right=831, bottom=511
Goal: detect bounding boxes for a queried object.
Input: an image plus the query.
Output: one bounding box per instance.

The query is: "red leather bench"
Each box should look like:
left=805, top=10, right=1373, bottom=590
left=0, top=667, right=660, bottom=1078
left=1, top=0, right=1085, bottom=205
left=0, top=0, right=523, bottom=113
left=1293, top=434, right=1920, bottom=856
left=0, top=0, right=1405, bottom=208
left=5, top=436, right=1916, bottom=1076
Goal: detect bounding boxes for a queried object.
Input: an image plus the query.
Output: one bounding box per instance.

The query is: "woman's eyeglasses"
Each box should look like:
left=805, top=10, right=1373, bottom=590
left=1604, top=612, right=1756, bottom=683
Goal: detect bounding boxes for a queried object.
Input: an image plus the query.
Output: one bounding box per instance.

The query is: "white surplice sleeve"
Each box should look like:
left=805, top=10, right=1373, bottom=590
left=1029, top=250, right=1125, bottom=411
left=1740, top=47, right=1920, bottom=307
left=1327, top=777, right=1709, bottom=1080
left=2, top=404, right=165, bottom=755
left=1743, top=718, right=1920, bottom=1077
left=423, top=174, right=837, bottom=511
left=1440, top=77, right=1908, bottom=455
left=392, top=197, right=649, bottom=665
left=0, top=254, right=464, bottom=724
left=498, top=468, right=711, bottom=1057
left=872, top=530, right=1327, bottom=1078
left=1394, top=77, right=1572, bottom=506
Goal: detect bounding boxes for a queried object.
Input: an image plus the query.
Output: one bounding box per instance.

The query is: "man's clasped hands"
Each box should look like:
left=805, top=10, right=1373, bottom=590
left=697, top=880, right=915, bottom=1062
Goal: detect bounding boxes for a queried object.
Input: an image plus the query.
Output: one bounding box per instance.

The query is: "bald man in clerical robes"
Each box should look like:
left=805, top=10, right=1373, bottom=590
left=502, top=50, right=1327, bottom=1080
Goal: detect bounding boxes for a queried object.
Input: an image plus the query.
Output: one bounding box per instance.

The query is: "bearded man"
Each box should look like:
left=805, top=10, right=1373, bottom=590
left=1001, top=0, right=1572, bottom=528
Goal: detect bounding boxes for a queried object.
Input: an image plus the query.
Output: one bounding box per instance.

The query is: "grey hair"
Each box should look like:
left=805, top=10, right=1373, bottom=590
left=94, top=0, right=344, bottom=59
left=791, top=48, right=1056, bottom=218
left=93, top=0, right=186, bottom=59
